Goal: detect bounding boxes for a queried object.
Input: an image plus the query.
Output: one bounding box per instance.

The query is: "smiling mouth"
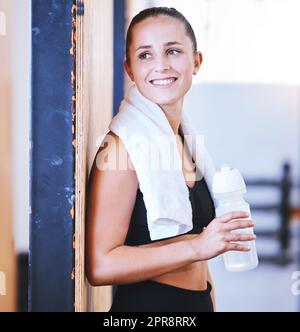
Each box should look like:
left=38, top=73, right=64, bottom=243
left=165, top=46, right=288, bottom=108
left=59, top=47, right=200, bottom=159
left=150, top=77, right=178, bottom=87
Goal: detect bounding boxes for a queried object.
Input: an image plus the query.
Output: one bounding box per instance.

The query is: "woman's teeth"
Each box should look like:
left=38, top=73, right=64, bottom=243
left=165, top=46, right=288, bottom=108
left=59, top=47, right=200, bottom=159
left=151, top=78, right=176, bottom=86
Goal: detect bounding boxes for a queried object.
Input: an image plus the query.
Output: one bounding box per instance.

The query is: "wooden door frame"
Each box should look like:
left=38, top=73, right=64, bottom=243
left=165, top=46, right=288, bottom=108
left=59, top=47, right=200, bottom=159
left=75, top=0, right=123, bottom=312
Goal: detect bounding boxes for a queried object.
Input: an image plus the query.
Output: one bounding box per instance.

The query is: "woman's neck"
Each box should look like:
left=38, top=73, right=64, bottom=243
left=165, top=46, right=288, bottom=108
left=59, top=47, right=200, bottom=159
left=159, top=98, right=184, bottom=135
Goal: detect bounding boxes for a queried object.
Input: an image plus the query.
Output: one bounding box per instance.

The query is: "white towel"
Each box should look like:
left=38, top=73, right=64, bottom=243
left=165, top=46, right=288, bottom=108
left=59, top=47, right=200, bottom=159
left=108, top=84, right=216, bottom=241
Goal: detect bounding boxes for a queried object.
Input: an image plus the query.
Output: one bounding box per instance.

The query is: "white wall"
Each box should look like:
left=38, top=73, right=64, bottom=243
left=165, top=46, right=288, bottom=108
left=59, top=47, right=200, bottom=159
left=10, top=0, right=30, bottom=253
left=152, top=0, right=300, bottom=84
left=184, top=83, right=300, bottom=209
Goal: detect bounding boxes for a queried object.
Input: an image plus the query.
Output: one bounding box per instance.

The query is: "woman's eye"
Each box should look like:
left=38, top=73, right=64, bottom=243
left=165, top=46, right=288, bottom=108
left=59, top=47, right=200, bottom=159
left=168, top=49, right=181, bottom=55
left=138, top=52, right=151, bottom=60
left=138, top=49, right=181, bottom=60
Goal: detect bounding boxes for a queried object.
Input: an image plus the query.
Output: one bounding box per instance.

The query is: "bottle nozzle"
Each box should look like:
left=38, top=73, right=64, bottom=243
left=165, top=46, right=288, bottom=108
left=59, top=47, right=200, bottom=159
left=221, top=164, right=232, bottom=171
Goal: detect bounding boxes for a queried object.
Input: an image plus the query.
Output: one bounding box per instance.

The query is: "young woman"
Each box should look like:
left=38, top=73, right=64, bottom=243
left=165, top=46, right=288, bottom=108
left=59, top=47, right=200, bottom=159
left=85, top=7, right=255, bottom=312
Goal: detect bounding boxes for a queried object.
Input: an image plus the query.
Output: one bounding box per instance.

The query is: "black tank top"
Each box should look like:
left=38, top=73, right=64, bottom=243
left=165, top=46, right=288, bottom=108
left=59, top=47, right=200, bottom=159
left=125, top=173, right=216, bottom=246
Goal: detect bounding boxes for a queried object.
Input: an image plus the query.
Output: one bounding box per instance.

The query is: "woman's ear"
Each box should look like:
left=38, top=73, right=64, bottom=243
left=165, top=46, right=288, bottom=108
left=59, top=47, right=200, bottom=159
left=193, top=51, right=203, bottom=75
left=124, top=60, right=134, bottom=81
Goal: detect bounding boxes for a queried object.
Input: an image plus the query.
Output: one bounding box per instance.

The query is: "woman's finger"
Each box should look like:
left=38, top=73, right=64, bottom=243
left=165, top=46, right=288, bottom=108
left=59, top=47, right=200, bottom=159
left=226, top=242, right=251, bottom=252
left=218, top=211, right=250, bottom=223
left=225, top=219, right=255, bottom=231
left=225, top=233, right=256, bottom=242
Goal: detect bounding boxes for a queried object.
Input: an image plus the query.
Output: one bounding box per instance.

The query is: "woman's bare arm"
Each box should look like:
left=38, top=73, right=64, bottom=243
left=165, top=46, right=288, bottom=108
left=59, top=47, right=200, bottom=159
left=97, top=239, right=198, bottom=286
left=85, top=132, right=199, bottom=287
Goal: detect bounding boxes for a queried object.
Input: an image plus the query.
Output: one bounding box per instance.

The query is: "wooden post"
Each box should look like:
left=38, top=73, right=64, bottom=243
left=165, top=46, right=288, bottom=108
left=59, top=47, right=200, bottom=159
left=75, top=0, right=114, bottom=312
left=0, top=0, right=17, bottom=312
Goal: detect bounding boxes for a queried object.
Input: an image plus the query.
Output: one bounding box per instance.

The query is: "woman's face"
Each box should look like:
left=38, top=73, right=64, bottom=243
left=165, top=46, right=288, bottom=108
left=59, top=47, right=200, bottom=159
left=125, top=15, right=202, bottom=108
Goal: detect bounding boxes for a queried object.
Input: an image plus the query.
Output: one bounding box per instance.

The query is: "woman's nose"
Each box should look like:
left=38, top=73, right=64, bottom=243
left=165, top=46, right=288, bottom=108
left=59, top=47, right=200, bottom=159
left=154, top=60, right=171, bottom=72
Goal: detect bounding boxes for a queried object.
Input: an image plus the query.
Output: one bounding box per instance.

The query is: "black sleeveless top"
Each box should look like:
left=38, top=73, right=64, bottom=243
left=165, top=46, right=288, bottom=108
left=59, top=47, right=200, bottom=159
left=125, top=170, right=216, bottom=246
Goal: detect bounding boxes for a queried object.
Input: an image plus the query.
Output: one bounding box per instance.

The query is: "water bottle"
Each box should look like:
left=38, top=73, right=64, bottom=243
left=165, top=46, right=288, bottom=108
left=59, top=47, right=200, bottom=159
left=212, top=164, right=259, bottom=272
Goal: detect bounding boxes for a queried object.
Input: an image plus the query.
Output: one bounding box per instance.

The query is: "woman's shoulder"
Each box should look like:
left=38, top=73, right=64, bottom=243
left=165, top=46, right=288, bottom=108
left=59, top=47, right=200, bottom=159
left=88, top=130, right=139, bottom=198
left=95, top=130, right=136, bottom=173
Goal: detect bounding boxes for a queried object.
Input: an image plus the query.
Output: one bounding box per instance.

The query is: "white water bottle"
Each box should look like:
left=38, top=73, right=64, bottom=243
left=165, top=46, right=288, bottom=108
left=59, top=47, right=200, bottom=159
left=212, top=164, right=259, bottom=272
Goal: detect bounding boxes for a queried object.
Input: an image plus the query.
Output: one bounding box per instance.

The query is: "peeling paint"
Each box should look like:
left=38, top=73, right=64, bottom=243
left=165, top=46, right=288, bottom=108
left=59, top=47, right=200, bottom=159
left=52, top=0, right=63, bottom=12
left=64, top=186, right=73, bottom=193
left=71, top=29, right=76, bottom=44
left=68, top=194, right=75, bottom=206
left=48, top=11, right=55, bottom=24
left=64, top=187, right=75, bottom=206
left=34, top=217, right=42, bottom=229
left=71, top=4, right=77, bottom=14
left=70, top=4, right=76, bottom=67
left=50, top=155, right=63, bottom=167
left=65, top=194, right=74, bottom=203
left=70, top=5, right=76, bottom=293
left=32, top=27, right=40, bottom=37
left=70, top=206, right=74, bottom=219
left=43, top=155, right=64, bottom=167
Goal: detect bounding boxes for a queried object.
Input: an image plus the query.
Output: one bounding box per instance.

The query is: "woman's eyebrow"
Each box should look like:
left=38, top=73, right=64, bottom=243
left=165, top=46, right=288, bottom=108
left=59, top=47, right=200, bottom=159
left=135, top=41, right=183, bottom=52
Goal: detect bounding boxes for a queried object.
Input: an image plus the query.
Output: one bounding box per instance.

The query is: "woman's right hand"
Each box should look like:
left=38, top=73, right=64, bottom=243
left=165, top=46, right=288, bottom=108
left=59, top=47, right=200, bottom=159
left=191, top=211, right=256, bottom=261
